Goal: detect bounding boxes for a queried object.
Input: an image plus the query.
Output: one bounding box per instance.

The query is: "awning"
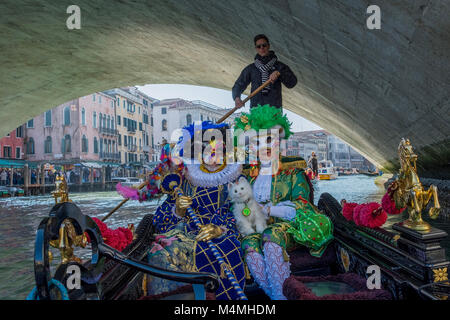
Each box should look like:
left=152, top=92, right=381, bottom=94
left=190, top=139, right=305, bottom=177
left=81, top=162, right=103, bottom=169
left=0, top=159, right=38, bottom=168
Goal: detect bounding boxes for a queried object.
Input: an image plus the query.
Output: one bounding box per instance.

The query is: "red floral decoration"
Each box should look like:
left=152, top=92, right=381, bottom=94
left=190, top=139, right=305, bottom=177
left=353, top=204, right=365, bottom=226
left=381, top=181, right=406, bottom=215
left=86, top=217, right=133, bottom=252
left=358, top=202, right=388, bottom=228
left=342, top=201, right=358, bottom=221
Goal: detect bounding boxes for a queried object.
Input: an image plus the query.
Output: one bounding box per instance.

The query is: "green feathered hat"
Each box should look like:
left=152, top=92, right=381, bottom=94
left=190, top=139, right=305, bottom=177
left=234, top=104, right=293, bottom=139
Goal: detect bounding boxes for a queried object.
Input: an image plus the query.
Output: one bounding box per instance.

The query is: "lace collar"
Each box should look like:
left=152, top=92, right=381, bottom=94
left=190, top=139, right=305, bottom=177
left=184, top=163, right=242, bottom=188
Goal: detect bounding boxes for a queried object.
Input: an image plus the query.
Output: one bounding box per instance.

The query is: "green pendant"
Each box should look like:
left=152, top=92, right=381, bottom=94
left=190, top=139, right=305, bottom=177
left=242, top=205, right=251, bottom=217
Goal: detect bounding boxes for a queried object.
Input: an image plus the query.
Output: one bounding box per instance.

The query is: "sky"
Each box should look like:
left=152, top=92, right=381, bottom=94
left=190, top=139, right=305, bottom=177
left=137, top=84, right=322, bottom=132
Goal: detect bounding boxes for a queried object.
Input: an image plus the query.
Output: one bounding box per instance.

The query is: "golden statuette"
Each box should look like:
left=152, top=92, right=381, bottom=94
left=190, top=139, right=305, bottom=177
left=51, top=175, right=71, bottom=204
left=392, top=138, right=441, bottom=231
left=49, top=219, right=88, bottom=264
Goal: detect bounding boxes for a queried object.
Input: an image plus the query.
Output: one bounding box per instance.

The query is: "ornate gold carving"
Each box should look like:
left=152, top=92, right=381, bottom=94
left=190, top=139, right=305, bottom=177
left=433, top=267, right=448, bottom=282
left=393, top=139, right=441, bottom=231
left=340, top=248, right=350, bottom=272
left=49, top=219, right=87, bottom=264
left=51, top=175, right=71, bottom=204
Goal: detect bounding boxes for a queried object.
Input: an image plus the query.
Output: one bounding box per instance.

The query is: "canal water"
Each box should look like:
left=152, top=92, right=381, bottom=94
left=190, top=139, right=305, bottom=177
left=0, top=175, right=448, bottom=299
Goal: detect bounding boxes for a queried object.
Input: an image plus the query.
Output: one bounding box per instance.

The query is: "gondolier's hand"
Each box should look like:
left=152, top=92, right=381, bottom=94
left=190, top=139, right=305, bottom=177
left=196, top=224, right=223, bottom=242
left=269, top=71, right=280, bottom=83
left=175, top=195, right=192, bottom=217
left=235, top=97, right=244, bottom=109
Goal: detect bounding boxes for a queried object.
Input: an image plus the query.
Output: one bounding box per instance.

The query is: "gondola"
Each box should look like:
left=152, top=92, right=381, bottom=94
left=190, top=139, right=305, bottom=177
left=27, top=150, right=450, bottom=300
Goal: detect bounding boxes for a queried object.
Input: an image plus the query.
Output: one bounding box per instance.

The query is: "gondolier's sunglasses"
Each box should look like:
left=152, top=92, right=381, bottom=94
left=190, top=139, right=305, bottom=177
left=255, top=43, right=268, bottom=49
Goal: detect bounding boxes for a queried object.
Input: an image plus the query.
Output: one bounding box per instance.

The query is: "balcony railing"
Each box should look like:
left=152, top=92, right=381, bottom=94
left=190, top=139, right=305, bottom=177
left=100, top=152, right=121, bottom=161
left=99, top=127, right=118, bottom=136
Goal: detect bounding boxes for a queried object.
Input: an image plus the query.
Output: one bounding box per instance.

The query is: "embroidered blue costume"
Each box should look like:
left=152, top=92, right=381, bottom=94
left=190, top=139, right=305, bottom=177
left=146, top=122, right=246, bottom=300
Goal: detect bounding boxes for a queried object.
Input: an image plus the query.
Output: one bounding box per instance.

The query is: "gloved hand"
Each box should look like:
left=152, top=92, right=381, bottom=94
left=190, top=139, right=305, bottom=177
left=196, top=224, right=223, bottom=241
left=265, top=201, right=297, bottom=221
left=175, top=195, right=192, bottom=217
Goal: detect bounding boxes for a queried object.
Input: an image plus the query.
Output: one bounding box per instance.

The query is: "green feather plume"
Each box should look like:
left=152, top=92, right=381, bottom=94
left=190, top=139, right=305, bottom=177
left=234, top=104, right=293, bottom=139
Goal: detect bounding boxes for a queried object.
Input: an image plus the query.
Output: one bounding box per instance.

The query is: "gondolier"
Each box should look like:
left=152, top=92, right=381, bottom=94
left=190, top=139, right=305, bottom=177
left=232, top=34, right=297, bottom=109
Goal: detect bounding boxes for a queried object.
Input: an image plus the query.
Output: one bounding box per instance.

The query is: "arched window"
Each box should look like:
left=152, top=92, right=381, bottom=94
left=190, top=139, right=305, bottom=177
left=100, top=138, right=103, bottom=155
left=27, top=138, right=35, bottom=154
left=94, top=137, right=98, bottom=154
left=186, top=114, right=192, bottom=126
left=107, top=115, right=110, bottom=129
left=44, top=136, right=52, bottom=154
left=99, top=113, right=103, bottom=128
left=82, top=135, right=88, bottom=153
left=62, top=135, right=71, bottom=153
left=162, top=119, right=167, bottom=131
left=45, top=110, right=52, bottom=127
left=81, top=108, right=86, bottom=125
left=103, top=115, right=106, bottom=128
left=93, top=112, right=97, bottom=128
left=63, top=106, right=70, bottom=126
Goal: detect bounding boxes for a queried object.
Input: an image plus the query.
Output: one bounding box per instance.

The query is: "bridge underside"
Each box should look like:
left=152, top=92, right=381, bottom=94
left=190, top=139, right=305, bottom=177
left=1, top=0, right=449, bottom=177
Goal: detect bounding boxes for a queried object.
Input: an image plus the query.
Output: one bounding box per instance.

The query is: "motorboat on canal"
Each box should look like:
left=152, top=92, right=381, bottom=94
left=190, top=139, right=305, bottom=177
left=318, top=160, right=338, bottom=180
left=26, top=140, right=449, bottom=301
left=0, top=186, right=23, bottom=197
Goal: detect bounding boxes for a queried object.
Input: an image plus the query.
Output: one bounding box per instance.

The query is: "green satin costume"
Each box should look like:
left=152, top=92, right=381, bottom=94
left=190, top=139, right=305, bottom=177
left=241, top=156, right=334, bottom=259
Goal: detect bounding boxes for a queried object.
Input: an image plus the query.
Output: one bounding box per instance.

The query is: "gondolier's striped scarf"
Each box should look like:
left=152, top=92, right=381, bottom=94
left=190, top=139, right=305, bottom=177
left=254, top=53, right=278, bottom=94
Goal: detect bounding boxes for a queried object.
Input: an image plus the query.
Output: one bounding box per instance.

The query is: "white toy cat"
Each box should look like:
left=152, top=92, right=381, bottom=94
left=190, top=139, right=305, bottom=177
left=229, top=176, right=268, bottom=236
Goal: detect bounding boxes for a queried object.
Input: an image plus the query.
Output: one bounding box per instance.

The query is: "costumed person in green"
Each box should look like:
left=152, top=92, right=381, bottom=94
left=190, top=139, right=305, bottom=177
left=234, top=105, right=334, bottom=300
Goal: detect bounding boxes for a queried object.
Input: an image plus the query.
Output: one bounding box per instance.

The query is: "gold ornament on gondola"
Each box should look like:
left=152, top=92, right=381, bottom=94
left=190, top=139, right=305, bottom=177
left=51, top=175, right=71, bottom=204
left=392, top=138, right=441, bottom=231
left=432, top=267, right=448, bottom=283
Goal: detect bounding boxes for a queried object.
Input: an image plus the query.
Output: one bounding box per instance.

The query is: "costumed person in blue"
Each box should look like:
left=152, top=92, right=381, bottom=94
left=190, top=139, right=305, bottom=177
left=134, top=121, right=245, bottom=300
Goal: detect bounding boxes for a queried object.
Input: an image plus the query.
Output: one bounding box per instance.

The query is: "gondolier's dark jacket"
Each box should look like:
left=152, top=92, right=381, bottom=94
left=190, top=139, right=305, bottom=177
left=232, top=59, right=297, bottom=109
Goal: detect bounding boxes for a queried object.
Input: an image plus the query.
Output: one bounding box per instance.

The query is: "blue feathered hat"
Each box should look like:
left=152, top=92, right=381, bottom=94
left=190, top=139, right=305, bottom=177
left=174, top=121, right=229, bottom=157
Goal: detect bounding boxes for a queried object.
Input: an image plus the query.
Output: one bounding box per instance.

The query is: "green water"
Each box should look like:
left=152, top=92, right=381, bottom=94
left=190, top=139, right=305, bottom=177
left=0, top=175, right=448, bottom=299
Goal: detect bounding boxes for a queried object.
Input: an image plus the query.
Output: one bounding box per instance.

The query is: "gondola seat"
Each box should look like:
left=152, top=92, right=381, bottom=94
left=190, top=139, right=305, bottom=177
left=283, top=273, right=392, bottom=300
left=288, top=242, right=337, bottom=276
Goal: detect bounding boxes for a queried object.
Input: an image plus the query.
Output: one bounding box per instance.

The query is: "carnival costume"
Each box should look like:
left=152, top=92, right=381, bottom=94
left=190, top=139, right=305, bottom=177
left=145, top=122, right=246, bottom=300
left=235, top=105, right=334, bottom=299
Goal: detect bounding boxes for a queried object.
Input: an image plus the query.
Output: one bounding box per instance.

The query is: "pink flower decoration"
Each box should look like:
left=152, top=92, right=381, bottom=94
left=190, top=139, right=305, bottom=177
left=359, top=202, right=388, bottom=228
left=342, top=202, right=358, bottom=221
left=381, top=192, right=405, bottom=215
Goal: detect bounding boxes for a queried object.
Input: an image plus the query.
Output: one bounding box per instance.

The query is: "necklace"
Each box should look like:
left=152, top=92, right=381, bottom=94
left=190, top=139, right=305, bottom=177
left=199, top=162, right=226, bottom=173
left=241, top=199, right=251, bottom=217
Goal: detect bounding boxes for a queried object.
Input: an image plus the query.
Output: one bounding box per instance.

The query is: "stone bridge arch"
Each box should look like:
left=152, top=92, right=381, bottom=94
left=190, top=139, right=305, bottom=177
left=1, top=0, right=449, bottom=177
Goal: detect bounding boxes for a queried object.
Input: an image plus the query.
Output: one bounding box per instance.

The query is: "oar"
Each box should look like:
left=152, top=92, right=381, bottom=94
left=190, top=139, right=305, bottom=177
left=217, top=71, right=280, bottom=124
left=102, top=181, right=148, bottom=222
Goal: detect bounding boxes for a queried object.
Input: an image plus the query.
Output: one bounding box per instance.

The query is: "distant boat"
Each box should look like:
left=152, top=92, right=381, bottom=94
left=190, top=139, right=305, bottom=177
left=318, top=160, right=338, bottom=180
left=359, top=171, right=379, bottom=177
